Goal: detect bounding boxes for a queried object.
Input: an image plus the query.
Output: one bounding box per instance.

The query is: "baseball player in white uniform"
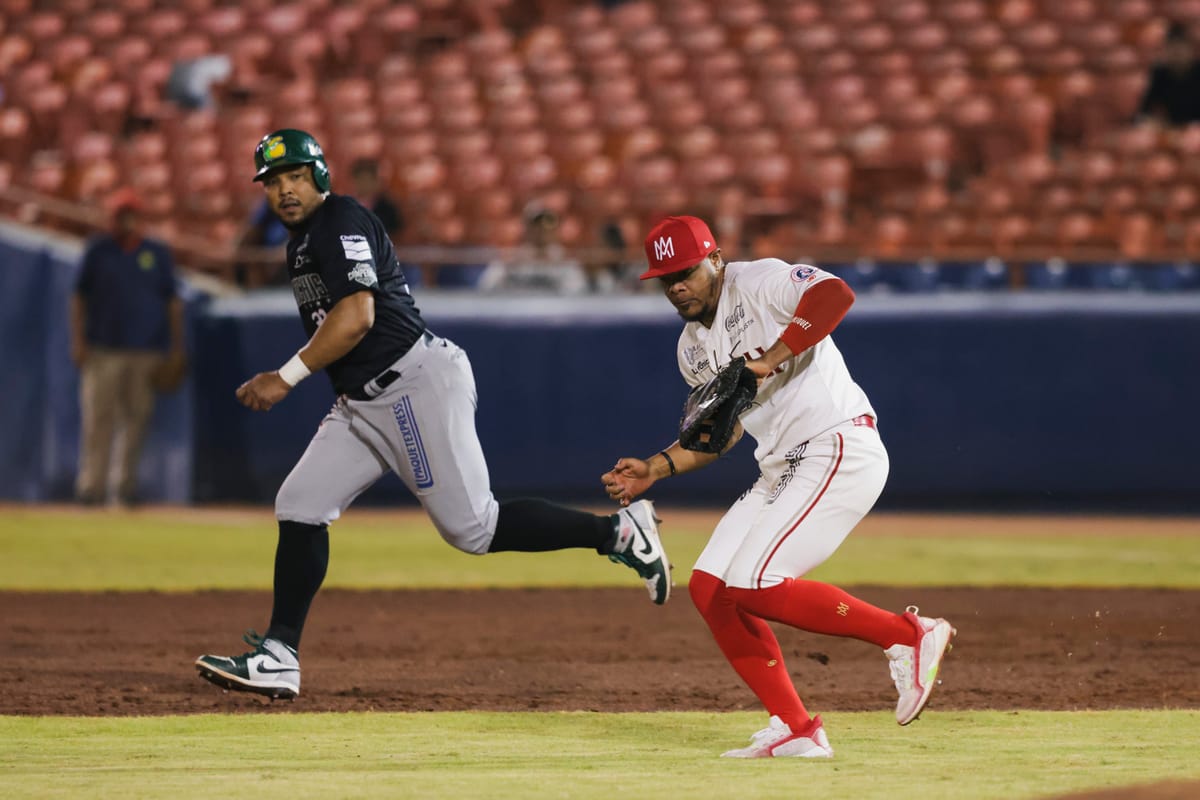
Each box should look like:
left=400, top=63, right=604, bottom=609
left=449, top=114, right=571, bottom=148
left=602, top=216, right=955, bottom=758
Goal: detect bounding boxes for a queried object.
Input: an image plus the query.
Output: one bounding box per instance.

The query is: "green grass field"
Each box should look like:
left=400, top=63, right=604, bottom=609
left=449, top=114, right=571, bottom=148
left=2, top=711, right=1199, bottom=800
left=4, top=506, right=1199, bottom=799
left=6, top=507, right=1200, bottom=590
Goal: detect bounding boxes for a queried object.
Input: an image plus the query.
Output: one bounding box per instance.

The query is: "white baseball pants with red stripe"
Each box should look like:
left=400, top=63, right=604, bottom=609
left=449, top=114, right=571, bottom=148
left=695, top=420, right=889, bottom=590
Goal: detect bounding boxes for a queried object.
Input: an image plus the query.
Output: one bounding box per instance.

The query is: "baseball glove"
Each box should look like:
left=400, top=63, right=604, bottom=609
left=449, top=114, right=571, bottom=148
left=679, top=356, right=757, bottom=453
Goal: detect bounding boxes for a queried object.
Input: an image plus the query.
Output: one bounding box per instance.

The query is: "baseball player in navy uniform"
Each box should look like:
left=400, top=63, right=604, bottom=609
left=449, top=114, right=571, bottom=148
left=602, top=216, right=955, bottom=758
left=196, top=130, right=670, bottom=700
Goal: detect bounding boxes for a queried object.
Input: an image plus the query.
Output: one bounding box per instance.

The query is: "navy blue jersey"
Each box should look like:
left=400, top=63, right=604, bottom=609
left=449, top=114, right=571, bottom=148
left=284, top=194, right=425, bottom=395
left=75, top=235, right=177, bottom=350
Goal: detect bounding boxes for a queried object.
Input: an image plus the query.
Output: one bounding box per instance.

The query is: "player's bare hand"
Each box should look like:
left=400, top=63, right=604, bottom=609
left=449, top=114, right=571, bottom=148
left=235, top=371, right=292, bottom=412
left=744, top=357, right=774, bottom=384
left=601, top=457, right=654, bottom=507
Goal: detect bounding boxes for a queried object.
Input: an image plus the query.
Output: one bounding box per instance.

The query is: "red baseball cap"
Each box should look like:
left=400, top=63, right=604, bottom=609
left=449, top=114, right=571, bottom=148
left=105, top=187, right=144, bottom=214
left=640, top=215, right=718, bottom=279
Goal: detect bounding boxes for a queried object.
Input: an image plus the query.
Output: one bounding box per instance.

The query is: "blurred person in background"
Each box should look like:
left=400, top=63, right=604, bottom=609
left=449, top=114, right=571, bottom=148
left=1138, top=22, right=1200, bottom=126
left=164, top=54, right=232, bottom=110
left=70, top=188, right=185, bottom=506
left=477, top=203, right=590, bottom=293
left=232, top=198, right=290, bottom=288
left=587, top=215, right=630, bottom=292
left=350, top=158, right=404, bottom=243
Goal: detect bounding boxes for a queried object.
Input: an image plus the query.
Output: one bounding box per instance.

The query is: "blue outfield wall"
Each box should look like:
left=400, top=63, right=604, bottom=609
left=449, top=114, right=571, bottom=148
left=2, top=222, right=1199, bottom=511
left=189, top=291, right=1200, bottom=512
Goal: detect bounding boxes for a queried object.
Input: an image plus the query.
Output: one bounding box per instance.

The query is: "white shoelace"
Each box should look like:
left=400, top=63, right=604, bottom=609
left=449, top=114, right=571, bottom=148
left=889, top=652, right=914, bottom=691
left=751, top=727, right=778, bottom=743
left=749, top=720, right=789, bottom=744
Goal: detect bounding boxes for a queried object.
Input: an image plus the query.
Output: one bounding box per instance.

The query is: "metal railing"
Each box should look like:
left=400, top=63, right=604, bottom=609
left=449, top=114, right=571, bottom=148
left=3, top=184, right=1196, bottom=293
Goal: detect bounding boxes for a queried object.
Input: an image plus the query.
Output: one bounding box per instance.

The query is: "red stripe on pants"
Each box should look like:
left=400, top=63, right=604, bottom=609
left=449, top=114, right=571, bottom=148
left=756, top=432, right=844, bottom=588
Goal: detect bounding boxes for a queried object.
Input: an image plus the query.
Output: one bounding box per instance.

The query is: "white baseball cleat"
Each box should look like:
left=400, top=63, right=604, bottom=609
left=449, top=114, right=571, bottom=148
left=721, top=714, right=834, bottom=759
left=195, top=630, right=301, bottom=700
left=607, top=499, right=672, bottom=605
left=886, top=606, right=956, bottom=725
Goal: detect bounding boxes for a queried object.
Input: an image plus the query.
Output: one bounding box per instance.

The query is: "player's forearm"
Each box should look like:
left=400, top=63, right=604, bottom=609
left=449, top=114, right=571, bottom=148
left=648, top=441, right=723, bottom=480
left=752, top=339, right=796, bottom=374
left=296, top=295, right=374, bottom=373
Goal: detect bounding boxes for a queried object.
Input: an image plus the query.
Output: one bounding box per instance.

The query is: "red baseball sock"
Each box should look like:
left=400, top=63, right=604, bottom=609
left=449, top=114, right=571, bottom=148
left=689, top=570, right=810, bottom=732
left=727, top=579, right=916, bottom=649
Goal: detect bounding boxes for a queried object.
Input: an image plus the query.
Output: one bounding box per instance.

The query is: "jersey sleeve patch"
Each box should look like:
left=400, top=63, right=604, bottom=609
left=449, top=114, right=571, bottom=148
left=340, top=234, right=378, bottom=287
left=347, top=262, right=378, bottom=287
left=790, top=264, right=818, bottom=283
left=340, top=234, right=373, bottom=262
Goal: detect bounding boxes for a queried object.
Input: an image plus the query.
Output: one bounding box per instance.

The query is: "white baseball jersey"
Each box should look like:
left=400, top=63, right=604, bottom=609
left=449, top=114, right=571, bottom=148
left=676, top=258, right=875, bottom=463
left=682, top=258, right=889, bottom=589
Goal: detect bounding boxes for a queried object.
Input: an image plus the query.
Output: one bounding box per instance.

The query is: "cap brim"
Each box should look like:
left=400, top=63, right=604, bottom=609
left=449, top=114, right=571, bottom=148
left=639, top=249, right=716, bottom=280
left=639, top=265, right=677, bottom=280
left=253, top=161, right=310, bottom=182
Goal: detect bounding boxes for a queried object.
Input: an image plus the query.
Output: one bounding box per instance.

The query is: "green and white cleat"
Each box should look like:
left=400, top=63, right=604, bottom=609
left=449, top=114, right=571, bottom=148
left=608, top=499, right=672, bottom=605
left=196, top=630, right=300, bottom=701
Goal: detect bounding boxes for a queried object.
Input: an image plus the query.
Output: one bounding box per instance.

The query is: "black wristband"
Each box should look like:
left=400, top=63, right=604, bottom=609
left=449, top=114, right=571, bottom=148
left=659, top=450, right=677, bottom=476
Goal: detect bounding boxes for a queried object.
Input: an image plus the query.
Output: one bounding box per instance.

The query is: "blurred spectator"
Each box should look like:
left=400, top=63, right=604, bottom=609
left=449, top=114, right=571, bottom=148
left=165, top=55, right=232, bottom=110
left=714, top=186, right=747, bottom=257
left=477, top=205, right=589, bottom=293
left=1138, top=22, right=1200, bottom=126
left=233, top=199, right=289, bottom=288
left=350, top=158, right=404, bottom=241
left=69, top=188, right=185, bottom=506
left=591, top=216, right=629, bottom=290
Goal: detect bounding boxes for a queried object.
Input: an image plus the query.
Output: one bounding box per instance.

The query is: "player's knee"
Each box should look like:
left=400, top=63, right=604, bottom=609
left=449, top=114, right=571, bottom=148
left=433, top=519, right=492, bottom=555
left=725, top=546, right=829, bottom=590
left=688, top=570, right=725, bottom=615
left=274, top=482, right=335, bottom=526
left=725, top=571, right=788, bottom=591
left=425, top=496, right=498, bottom=555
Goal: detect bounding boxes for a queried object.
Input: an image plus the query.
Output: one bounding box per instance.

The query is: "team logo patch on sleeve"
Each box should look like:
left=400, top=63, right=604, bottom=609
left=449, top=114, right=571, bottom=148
left=346, top=263, right=378, bottom=287
left=340, top=234, right=373, bottom=262
left=791, top=265, right=818, bottom=283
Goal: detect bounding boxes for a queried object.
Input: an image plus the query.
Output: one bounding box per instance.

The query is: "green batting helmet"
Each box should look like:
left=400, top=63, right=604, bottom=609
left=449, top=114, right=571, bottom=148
left=252, top=129, right=331, bottom=192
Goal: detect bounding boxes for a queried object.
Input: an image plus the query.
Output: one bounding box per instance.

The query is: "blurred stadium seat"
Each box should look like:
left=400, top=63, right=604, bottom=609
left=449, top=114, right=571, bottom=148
left=0, top=0, right=1199, bottom=288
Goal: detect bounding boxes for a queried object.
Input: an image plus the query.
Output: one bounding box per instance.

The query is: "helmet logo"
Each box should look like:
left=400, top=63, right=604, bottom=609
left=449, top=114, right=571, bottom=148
left=653, top=236, right=674, bottom=261
left=264, top=136, right=286, bottom=161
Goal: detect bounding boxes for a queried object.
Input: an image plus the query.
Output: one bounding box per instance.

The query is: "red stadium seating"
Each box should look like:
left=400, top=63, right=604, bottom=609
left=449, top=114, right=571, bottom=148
left=7, top=0, right=1200, bottom=276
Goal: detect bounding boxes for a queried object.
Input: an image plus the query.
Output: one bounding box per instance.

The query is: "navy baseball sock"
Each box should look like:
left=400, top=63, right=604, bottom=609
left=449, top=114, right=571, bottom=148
left=489, top=498, right=614, bottom=553
left=265, top=520, right=329, bottom=651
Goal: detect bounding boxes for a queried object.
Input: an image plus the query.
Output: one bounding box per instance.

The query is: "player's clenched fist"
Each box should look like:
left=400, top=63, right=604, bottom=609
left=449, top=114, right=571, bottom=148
left=236, top=371, right=292, bottom=412
left=601, top=457, right=655, bottom=507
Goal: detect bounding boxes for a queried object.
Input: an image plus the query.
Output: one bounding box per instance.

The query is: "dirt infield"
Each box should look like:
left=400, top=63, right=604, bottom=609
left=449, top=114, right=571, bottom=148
left=1, top=586, right=1197, bottom=716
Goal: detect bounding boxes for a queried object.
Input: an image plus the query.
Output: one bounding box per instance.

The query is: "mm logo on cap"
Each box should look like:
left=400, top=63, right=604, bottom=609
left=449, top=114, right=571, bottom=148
left=264, top=136, right=286, bottom=161
left=653, top=236, right=674, bottom=261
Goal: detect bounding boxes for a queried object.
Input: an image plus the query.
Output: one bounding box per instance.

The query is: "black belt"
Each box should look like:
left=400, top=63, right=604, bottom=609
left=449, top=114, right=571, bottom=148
left=345, top=330, right=432, bottom=401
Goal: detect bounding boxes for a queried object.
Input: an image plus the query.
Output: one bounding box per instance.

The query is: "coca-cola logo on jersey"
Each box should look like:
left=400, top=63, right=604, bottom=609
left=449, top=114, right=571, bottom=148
left=724, top=303, right=745, bottom=331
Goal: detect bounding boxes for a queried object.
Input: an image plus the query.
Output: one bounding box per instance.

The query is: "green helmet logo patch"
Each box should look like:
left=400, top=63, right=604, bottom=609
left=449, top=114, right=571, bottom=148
left=263, top=136, right=287, bottom=162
